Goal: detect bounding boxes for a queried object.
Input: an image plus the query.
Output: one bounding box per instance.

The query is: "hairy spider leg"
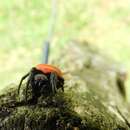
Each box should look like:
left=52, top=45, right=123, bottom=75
left=62, top=83, right=64, bottom=91
left=25, top=71, right=34, bottom=102
left=60, top=78, right=64, bottom=92
left=50, top=72, right=58, bottom=93
left=18, top=73, right=30, bottom=95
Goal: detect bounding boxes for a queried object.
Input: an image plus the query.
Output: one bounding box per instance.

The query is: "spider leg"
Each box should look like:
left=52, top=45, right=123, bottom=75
left=18, top=73, right=29, bottom=95
left=50, top=72, right=58, bottom=93
left=25, top=76, right=31, bottom=103
left=25, top=70, right=35, bottom=103
left=61, top=78, right=64, bottom=92
left=25, top=69, right=37, bottom=103
left=61, top=85, right=64, bottom=92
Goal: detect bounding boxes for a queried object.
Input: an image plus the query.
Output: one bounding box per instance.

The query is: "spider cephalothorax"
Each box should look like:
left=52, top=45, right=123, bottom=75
left=18, top=64, right=64, bottom=103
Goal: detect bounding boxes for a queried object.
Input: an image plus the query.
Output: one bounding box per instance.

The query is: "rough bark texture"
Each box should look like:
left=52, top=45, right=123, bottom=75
left=0, top=42, right=130, bottom=130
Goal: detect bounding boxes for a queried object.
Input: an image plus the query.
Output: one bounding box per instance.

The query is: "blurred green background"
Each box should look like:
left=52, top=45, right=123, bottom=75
left=0, top=0, right=130, bottom=101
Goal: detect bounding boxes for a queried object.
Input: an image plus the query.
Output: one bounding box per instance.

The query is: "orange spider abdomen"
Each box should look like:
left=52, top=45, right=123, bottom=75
left=36, top=64, right=63, bottom=78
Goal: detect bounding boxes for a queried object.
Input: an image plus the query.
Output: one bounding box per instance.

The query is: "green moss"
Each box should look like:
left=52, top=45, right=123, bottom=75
left=0, top=43, right=129, bottom=130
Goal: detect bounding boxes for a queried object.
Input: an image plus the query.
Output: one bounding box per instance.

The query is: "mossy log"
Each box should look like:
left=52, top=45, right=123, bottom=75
left=0, top=42, right=130, bottom=130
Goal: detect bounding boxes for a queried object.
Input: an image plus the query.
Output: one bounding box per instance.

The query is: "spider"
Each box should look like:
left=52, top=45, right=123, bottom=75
left=18, top=64, right=64, bottom=103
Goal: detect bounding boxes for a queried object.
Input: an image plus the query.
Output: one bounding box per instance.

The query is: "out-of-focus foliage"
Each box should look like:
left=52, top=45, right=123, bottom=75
left=0, top=0, right=130, bottom=100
